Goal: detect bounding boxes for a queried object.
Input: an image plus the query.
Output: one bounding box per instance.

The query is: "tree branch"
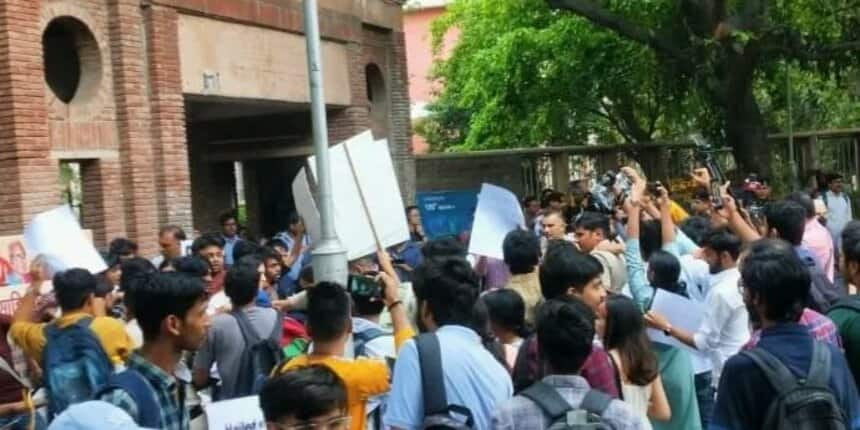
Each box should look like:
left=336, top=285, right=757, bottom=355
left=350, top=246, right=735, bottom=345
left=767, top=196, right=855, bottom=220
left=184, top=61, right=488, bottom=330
left=547, top=0, right=685, bottom=59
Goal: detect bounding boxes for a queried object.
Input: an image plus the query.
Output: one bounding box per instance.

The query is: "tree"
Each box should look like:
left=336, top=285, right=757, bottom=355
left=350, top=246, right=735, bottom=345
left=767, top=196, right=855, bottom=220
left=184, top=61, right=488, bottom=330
left=423, top=0, right=860, bottom=175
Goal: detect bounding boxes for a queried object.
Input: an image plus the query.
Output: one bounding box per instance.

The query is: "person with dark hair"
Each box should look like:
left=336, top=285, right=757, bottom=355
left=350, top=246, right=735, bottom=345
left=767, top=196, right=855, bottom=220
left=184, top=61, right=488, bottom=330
left=493, top=296, right=643, bottom=429
left=679, top=216, right=711, bottom=247
left=824, top=173, right=853, bottom=252
left=260, top=366, right=349, bottom=429
left=522, top=195, right=542, bottom=234
left=231, top=239, right=261, bottom=267
left=119, top=257, right=158, bottom=348
left=259, top=247, right=282, bottom=304
left=99, top=273, right=210, bottom=429
left=711, top=239, right=860, bottom=430
left=481, top=289, right=528, bottom=369
left=787, top=191, right=836, bottom=282
left=192, top=233, right=226, bottom=295
left=274, top=213, right=312, bottom=301
left=512, top=240, right=621, bottom=398
left=574, top=212, right=628, bottom=294
left=219, top=210, right=242, bottom=268
left=604, top=295, right=671, bottom=427
left=109, top=238, right=138, bottom=261
left=690, top=188, right=713, bottom=217
left=11, top=268, right=133, bottom=365
left=405, top=205, right=426, bottom=243
left=645, top=228, right=748, bottom=427
left=829, top=220, right=860, bottom=387
left=501, top=230, right=542, bottom=327
left=154, top=225, right=188, bottom=268
left=384, top=258, right=512, bottom=429
left=420, top=235, right=466, bottom=263
left=193, top=259, right=280, bottom=400
left=277, top=275, right=413, bottom=430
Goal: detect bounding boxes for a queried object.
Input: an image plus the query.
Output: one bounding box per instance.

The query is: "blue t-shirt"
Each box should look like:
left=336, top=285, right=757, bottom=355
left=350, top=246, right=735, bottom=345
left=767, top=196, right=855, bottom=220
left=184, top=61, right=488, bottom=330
left=710, top=323, right=860, bottom=430
left=383, top=325, right=513, bottom=429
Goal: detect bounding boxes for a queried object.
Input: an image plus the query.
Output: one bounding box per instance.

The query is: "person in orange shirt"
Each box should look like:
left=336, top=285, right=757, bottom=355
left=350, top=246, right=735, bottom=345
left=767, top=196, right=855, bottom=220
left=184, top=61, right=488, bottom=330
left=274, top=269, right=414, bottom=430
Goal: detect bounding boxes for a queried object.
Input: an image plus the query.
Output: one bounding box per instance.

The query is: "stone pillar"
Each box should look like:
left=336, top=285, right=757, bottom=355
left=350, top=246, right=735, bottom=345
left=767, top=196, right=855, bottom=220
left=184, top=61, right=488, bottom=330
left=551, top=152, right=570, bottom=191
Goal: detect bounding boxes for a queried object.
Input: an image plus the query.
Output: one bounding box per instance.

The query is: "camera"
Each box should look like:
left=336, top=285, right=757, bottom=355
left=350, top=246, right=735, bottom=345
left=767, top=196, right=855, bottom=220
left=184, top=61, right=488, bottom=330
left=591, top=170, right=632, bottom=214
left=347, top=271, right=383, bottom=300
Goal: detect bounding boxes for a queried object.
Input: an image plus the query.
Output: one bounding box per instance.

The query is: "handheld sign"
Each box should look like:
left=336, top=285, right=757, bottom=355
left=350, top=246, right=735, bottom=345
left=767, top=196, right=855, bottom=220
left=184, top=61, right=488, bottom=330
left=24, top=206, right=107, bottom=274
left=467, top=183, right=525, bottom=260
left=204, top=396, right=265, bottom=430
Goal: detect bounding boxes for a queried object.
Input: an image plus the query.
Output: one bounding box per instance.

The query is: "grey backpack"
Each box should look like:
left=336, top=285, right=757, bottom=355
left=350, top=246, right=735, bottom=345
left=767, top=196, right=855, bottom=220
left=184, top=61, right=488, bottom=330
left=416, top=333, right=475, bottom=429
left=520, top=381, right=612, bottom=430
left=740, top=342, right=847, bottom=430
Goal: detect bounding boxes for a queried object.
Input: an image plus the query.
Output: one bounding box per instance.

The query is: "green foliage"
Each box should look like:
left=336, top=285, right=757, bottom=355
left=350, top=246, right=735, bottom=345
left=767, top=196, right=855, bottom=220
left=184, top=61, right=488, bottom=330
left=421, top=0, right=860, bottom=156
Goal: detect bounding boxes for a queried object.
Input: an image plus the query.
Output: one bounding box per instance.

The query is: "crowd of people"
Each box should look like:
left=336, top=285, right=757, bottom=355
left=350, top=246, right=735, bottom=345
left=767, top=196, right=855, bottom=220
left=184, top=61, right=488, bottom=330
left=0, top=164, right=859, bottom=430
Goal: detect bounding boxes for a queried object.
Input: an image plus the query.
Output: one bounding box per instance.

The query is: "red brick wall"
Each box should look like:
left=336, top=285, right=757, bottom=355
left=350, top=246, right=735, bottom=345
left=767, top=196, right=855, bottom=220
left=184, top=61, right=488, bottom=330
left=0, top=0, right=61, bottom=233
left=144, top=5, right=193, bottom=234
left=107, top=0, right=160, bottom=256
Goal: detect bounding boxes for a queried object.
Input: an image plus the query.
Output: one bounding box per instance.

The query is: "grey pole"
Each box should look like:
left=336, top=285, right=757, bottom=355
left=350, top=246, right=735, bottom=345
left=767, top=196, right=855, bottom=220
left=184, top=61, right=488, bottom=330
left=303, top=0, right=348, bottom=284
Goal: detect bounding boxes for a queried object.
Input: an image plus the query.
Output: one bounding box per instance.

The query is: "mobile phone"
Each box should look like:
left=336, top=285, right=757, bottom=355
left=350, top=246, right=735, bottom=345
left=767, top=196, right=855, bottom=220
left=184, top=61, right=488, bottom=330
left=348, top=272, right=382, bottom=298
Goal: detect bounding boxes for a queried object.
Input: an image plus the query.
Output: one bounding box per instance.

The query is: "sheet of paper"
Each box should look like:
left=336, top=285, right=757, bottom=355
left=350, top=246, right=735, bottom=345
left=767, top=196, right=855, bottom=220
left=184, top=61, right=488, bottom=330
left=467, top=183, right=526, bottom=260
left=303, top=131, right=410, bottom=260
left=291, top=167, right=322, bottom=244
left=23, top=206, right=106, bottom=274
left=204, top=396, right=265, bottom=430
left=646, top=289, right=713, bottom=374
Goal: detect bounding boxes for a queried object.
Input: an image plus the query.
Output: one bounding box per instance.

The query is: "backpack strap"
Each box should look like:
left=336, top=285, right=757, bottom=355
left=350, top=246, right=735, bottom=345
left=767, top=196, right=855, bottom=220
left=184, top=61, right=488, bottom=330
left=580, top=389, right=613, bottom=416
left=232, top=310, right=262, bottom=346
left=416, top=333, right=447, bottom=416
left=97, top=370, right=160, bottom=428
left=805, top=341, right=832, bottom=387
left=519, top=381, right=572, bottom=420
left=741, top=347, right=800, bottom=393
left=354, top=327, right=389, bottom=357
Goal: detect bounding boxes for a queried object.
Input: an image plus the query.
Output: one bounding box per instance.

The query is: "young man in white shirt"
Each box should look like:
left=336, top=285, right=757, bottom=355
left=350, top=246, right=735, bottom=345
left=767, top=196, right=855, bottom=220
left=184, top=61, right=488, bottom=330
left=645, top=228, right=749, bottom=427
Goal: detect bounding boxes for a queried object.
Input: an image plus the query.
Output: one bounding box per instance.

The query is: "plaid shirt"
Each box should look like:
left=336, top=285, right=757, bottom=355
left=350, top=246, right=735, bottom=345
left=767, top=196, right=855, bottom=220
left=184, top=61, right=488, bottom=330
left=513, top=335, right=620, bottom=398
left=745, top=308, right=843, bottom=350
left=492, top=375, right=645, bottom=429
left=99, top=352, right=188, bottom=430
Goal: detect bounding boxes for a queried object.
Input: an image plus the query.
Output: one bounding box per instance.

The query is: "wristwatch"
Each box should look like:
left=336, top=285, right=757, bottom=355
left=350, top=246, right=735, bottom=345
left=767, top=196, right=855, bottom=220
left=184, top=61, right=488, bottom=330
left=663, top=324, right=673, bottom=337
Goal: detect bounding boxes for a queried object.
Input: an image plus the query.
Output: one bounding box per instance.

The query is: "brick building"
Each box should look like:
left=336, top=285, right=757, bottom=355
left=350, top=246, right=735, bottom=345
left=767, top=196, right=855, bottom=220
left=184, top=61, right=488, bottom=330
left=0, top=0, right=414, bottom=255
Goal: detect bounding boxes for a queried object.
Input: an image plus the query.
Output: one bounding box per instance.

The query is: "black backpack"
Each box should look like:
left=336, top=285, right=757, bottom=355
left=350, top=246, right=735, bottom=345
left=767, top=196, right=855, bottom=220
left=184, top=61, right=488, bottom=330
left=416, top=333, right=475, bottom=429
left=520, top=381, right=612, bottom=430
left=739, top=342, right=847, bottom=430
left=224, top=310, right=283, bottom=400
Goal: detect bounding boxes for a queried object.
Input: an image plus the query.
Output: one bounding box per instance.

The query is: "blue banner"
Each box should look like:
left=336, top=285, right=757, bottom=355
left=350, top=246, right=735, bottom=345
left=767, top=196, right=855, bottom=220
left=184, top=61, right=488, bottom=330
left=416, top=190, right=479, bottom=240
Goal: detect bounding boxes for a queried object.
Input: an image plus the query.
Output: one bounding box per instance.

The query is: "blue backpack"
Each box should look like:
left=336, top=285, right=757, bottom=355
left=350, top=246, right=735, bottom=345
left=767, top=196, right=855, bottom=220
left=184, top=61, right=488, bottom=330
left=42, top=317, right=114, bottom=418
left=96, top=370, right=161, bottom=428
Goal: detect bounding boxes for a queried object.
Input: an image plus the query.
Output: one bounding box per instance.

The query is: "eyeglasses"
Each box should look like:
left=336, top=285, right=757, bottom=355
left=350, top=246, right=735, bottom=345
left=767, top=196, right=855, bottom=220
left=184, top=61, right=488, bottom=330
left=270, top=416, right=351, bottom=430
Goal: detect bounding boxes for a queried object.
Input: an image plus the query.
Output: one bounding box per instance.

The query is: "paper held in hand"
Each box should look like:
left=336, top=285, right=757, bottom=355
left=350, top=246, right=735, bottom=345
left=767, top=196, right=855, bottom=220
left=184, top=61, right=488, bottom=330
left=24, top=205, right=107, bottom=275
left=467, top=183, right=526, bottom=260
left=293, top=131, right=410, bottom=260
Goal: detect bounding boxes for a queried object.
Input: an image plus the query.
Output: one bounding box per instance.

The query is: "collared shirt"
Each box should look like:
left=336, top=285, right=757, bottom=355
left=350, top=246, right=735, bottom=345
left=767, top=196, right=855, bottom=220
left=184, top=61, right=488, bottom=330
left=384, top=325, right=513, bottom=430
left=662, top=230, right=711, bottom=303
left=711, top=323, right=860, bottom=430
left=693, top=268, right=749, bottom=386
left=222, top=235, right=241, bottom=267
left=505, top=271, right=543, bottom=327
left=275, top=232, right=312, bottom=282
left=828, top=298, right=860, bottom=387
left=492, top=374, right=645, bottom=430
left=803, top=218, right=836, bottom=282
left=825, top=190, right=852, bottom=248
left=745, top=308, right=842, bottom=350
left=99, top=352, right=188, bottom=430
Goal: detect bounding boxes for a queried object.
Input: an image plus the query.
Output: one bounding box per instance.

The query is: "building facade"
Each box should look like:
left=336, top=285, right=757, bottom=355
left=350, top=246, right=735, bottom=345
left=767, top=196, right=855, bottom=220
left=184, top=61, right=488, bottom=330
left=0, top=0, right=414, bottom=254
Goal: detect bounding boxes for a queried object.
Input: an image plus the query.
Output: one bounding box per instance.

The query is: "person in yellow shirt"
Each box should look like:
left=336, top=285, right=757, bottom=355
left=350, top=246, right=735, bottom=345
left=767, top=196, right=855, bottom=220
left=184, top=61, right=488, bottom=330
left=11, top=268, right=133, bottom=366
left=275, top=269, right=414, bottom=430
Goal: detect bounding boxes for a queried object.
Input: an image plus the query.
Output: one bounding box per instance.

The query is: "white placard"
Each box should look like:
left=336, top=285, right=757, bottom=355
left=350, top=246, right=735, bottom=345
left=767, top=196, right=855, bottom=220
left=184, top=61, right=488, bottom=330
left=24, top=206, right=107, bottom=274
left=646, top=289, right=713, bottom=374
left=204, top=396, right=265, bottom=430
left=467, top=183, right=526, bottom=260
left=291, top=167, right=322, bottom=244
left=300, top=131, right=410, bottom=260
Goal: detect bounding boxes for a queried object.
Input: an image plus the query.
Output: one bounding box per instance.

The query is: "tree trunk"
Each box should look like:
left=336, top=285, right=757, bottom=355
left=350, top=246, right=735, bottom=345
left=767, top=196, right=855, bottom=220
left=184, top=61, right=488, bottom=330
left=725, top=87, right=770, bottom=178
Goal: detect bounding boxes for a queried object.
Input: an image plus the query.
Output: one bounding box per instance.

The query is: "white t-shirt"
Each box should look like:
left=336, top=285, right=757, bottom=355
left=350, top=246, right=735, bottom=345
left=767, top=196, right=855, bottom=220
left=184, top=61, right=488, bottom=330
left=693, top=268, right=750, bottom=386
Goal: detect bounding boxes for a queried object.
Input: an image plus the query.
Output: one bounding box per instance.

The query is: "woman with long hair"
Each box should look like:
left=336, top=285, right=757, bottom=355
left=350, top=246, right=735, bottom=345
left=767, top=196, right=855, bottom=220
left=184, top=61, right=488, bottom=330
left=604, top=295, right=671, bottom=429
left=481, top=289, right=530, bottom=369
left=405, top=206, right=426, bottom=243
